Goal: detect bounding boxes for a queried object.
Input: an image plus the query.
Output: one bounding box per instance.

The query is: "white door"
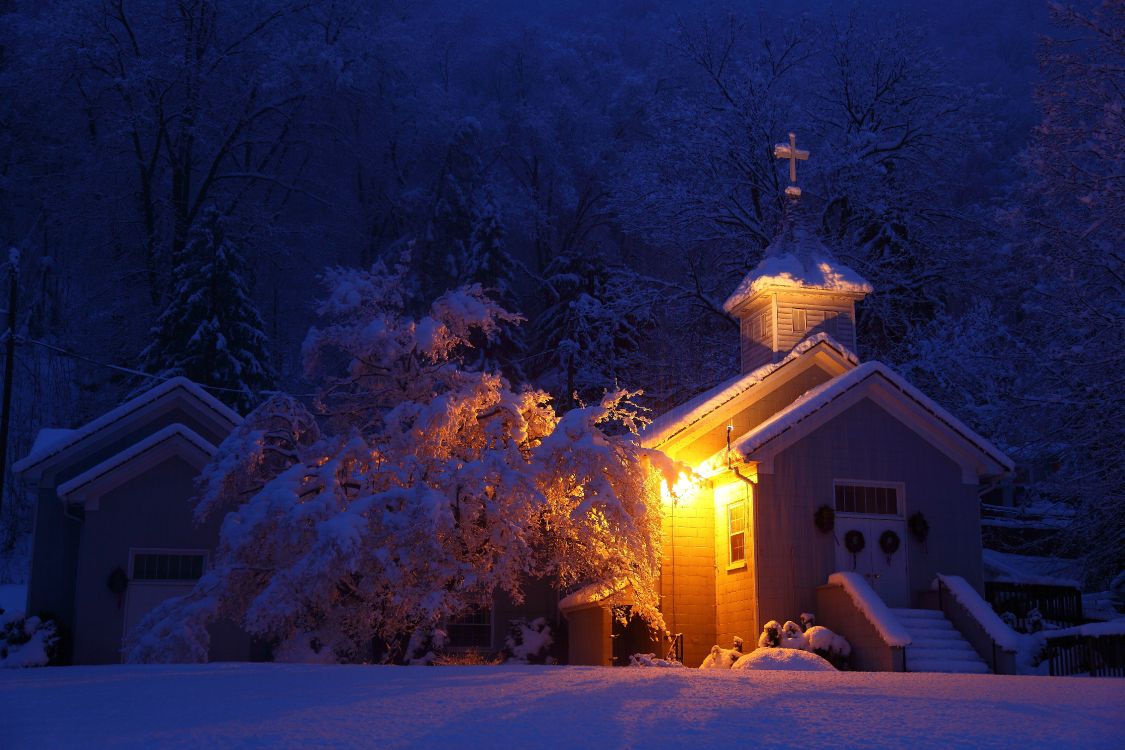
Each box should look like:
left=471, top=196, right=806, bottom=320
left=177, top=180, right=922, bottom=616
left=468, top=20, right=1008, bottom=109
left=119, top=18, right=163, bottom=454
left=122, top=582, right=195, bottom=653
left=835, top=516, right=910, bottom=607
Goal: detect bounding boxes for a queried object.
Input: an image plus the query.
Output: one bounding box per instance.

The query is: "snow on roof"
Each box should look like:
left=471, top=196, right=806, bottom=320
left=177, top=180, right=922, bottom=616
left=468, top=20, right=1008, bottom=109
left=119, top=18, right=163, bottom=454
left=1046, top=619, right=1125, bottom=639
left=641, top=333, right=857, bottom=449
left=28, top=428, right=76, bottom=458
left=14, top=377, right=240, bottom=475
left=723, top=225, right=872, bottom=314
left=726, top=361, right=1014, bottom=473
left=558, top=579, right=630, bottom=612
left=982, top=549, right=1081, bottom=588
left=56, top=423, right=217, bottom=499
left=827, top=572, right=912, bottom=647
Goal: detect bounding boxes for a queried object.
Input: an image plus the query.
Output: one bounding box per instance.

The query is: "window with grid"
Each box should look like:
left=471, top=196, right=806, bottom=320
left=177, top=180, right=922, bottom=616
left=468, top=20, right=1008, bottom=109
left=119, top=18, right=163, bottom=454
left=834, top=483, right=899, bottom=516
left=131, top=552, right=205, bottom=581
left=446, top=607, right=492, bottom=649
left=728, top=500, right=747, bottom=564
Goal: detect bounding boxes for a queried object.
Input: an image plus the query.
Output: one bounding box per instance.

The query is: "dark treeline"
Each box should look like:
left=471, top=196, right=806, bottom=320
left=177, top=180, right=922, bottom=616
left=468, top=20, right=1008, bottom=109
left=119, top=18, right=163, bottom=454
left=0, top=0, right=1120, bottom=586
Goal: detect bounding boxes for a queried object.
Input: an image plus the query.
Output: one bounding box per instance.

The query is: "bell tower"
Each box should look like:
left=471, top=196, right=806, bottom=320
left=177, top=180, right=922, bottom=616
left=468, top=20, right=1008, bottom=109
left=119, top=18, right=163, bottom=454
left=722, top=133, right=872, bottom=374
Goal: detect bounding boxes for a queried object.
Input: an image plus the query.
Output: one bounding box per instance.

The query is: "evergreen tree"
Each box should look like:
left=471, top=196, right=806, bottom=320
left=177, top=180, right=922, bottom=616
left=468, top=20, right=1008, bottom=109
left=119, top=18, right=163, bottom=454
left=460, top=192, right=526, bottom=380
left=532, top=251, right=655, bottom=409
left=140, top=207, right=276, bottom=413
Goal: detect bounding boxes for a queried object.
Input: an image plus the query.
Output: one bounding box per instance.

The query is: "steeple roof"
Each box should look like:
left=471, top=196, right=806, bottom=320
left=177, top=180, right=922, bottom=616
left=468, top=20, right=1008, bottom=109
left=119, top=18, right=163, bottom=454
left=722, top=222, right=872, bottom=314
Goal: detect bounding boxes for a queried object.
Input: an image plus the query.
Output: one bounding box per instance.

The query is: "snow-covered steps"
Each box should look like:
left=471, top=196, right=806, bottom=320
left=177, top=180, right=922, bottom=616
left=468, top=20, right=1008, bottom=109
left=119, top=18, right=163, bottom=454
left=892, top=608, right=991, bottom=675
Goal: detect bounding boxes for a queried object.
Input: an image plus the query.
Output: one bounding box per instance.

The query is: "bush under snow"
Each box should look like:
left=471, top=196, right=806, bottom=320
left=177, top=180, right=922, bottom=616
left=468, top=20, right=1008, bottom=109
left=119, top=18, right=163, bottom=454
left=0, top=607, right=58, bottom=668
left=731, top=648, right=836, bottom=672
left=703, top=614, right=849, bottom=671
left=629, top=653, right=683, bottom=667
left=505, top=618, right=553, bottom=663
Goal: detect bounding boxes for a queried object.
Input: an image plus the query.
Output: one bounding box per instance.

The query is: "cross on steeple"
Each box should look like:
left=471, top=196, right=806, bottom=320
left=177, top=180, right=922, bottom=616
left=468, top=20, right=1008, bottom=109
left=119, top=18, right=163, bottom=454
left=773, top=132, right=809, bottom=198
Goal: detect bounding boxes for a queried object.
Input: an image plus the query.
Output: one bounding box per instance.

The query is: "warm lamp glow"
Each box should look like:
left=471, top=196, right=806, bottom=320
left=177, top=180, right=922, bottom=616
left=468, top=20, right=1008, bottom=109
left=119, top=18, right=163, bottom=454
left=662, top=472, right=701, bottom=506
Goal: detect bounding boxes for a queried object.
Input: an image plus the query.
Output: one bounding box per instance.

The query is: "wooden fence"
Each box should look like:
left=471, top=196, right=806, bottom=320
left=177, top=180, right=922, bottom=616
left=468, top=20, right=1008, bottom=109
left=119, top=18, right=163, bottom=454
left=985, top=582, right=1083, bottom=631
left=1047, top=634, right=1125, bottom=678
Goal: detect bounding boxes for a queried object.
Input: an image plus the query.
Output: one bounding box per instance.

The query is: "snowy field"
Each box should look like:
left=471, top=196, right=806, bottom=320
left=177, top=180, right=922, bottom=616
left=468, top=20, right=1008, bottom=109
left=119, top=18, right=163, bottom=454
left=2, top=664, right=1123, bottom=749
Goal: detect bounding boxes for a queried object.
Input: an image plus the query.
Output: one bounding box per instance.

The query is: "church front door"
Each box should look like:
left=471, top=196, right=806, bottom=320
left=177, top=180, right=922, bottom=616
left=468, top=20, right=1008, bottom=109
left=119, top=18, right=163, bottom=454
left=835, top=515, right=910, bottom=607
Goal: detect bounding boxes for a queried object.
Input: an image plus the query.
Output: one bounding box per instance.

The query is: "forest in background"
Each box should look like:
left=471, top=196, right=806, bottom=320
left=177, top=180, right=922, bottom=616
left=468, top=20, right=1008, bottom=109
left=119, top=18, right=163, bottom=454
left=0, top=0, right=1120, bottom=587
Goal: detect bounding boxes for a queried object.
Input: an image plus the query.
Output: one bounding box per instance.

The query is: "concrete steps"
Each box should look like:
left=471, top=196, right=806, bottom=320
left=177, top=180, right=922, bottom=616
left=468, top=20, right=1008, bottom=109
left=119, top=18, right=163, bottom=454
left=892, top=608, right=990, bottom=675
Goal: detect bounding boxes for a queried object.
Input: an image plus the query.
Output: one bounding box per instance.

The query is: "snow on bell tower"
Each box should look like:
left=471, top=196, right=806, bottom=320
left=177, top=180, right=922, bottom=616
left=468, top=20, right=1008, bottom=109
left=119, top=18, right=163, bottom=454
left=723, top=133, right=873, bottom=374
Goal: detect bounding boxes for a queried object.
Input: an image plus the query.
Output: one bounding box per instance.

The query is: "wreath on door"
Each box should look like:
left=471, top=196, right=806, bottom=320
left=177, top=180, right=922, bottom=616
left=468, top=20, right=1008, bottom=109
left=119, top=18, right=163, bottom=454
left=879, top=529, right=901, bottom=564
left=843, top=529, right=865, bottom=569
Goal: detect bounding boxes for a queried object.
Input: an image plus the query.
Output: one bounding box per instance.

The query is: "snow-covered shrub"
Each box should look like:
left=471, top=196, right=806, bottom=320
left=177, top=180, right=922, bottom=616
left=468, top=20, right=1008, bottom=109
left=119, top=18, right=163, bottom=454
left=731, top=648, right=836, bottom=672
left=804, top=626, right=852, bottom=670
left=505, top=618, right=553, bottom=664
left=699, top=644, right=742, bottom=669
left=732, top=635, right=744, bottom=654
left=758, top=620, right=781, bottom=649
left=754, top=614, right=851, bottom=669
left=780, top=621, right=805, bottom=649
left=629, top=653, right=683, bottom=668
left=800, top=613, right=815, bottom=631
left=126, top=256, right=682, bottom=664
left=1027, top=608, right=1044, bottom=633
left=0, top=609, right=58, bottom=668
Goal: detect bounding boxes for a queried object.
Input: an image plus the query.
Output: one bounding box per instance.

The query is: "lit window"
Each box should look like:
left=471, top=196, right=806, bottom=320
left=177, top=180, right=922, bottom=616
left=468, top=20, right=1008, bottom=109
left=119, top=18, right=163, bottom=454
left=728, top=500, right=747, bottom=564
left=131, top=552, right=205, bottom=581
left=834, top=483, right=899, bottom=515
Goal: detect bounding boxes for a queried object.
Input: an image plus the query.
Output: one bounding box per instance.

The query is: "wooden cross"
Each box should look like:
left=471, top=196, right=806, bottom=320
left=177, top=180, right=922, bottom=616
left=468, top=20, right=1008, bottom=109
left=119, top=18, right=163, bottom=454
left=773, top=132, right=809, bottom=197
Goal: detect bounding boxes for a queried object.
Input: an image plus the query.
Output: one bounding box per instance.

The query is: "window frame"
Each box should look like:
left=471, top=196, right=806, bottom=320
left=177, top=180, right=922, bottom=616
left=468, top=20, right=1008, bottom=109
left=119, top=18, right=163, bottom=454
left=128, top=548, right=209, bottom=583
left=443, top=605, right=494, bottom=651
left=727, top=498, right=747, bottom=568
left=832, top=480, right=906, bottom=518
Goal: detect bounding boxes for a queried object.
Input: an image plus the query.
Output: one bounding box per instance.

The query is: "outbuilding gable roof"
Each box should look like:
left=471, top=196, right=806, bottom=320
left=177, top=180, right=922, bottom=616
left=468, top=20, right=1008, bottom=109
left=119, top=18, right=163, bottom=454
left=641, top=334, right=858, bottom=450
left=726, top=361, right=1014, bottom=479
left=56, top=423, right=217, bottom=504
left=14, top=377, right=240, bottom=478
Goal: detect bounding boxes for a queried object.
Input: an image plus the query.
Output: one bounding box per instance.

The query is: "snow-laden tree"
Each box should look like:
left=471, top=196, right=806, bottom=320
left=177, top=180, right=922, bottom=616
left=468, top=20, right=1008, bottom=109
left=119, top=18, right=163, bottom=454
left=126, top=256, right=677, bottom=663
left=531, top=252, right=656, bottom=410
left=1009, top=1, right=1125, bottom=586
left=139, top=208, right=276, bottom=413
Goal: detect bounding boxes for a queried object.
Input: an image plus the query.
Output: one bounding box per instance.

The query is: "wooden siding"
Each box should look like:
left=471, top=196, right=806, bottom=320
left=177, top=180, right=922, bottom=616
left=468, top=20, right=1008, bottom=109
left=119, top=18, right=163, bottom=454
left=660, top=487, right=717, bottom=668
left=739, top=296, right=776, bottom=374
left=565, top=606, right=612, bottom=666
left=740, top=290, right=859, bottom=373
left=754, top=397, right=984, bottom=631
left=775, top=292, right=857, bottom=355
left=713, top=480, right=758, bottom=654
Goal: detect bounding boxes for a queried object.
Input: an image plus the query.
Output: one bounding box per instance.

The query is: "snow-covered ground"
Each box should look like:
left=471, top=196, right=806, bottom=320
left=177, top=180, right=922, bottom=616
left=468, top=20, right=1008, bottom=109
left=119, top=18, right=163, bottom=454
left=2, top=664, right=1123, bottom=749
left=0, top=584, right=26, bottom=614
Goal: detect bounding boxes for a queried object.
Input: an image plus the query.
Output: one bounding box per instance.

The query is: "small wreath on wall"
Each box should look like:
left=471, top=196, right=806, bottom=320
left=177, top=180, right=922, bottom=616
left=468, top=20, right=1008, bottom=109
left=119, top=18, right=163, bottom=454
left=107, top=566, right=129, bottom=610
left=843, top=529, right=865, bottom=569
left=879, top=529, right=901, bottom=563
left=814, top=505, right=835, bottom=534
left=908, top=512, right=930, bottom=550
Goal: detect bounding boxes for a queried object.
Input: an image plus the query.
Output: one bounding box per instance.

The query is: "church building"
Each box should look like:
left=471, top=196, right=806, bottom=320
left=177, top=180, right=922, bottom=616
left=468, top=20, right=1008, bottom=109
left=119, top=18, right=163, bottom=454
left=562, top=135, right=1016, bottom=673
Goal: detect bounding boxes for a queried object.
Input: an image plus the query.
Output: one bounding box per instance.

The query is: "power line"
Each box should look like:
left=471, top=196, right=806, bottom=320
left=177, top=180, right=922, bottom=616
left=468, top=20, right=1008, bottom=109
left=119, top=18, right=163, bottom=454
left=19, top=337, right=299, bottom=397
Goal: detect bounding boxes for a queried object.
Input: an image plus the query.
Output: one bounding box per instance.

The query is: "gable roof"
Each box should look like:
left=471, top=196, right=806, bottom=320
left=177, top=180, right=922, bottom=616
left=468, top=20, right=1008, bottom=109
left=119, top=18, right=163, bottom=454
left=56, top=424, right=216, bottom=504
left=641, top=334, right=858, bottom=450
left=14, top=377, right=240, bottom=478
left=723, top=225, right=872, bottom=315
left=725, top=361, right=1014, bottom=479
